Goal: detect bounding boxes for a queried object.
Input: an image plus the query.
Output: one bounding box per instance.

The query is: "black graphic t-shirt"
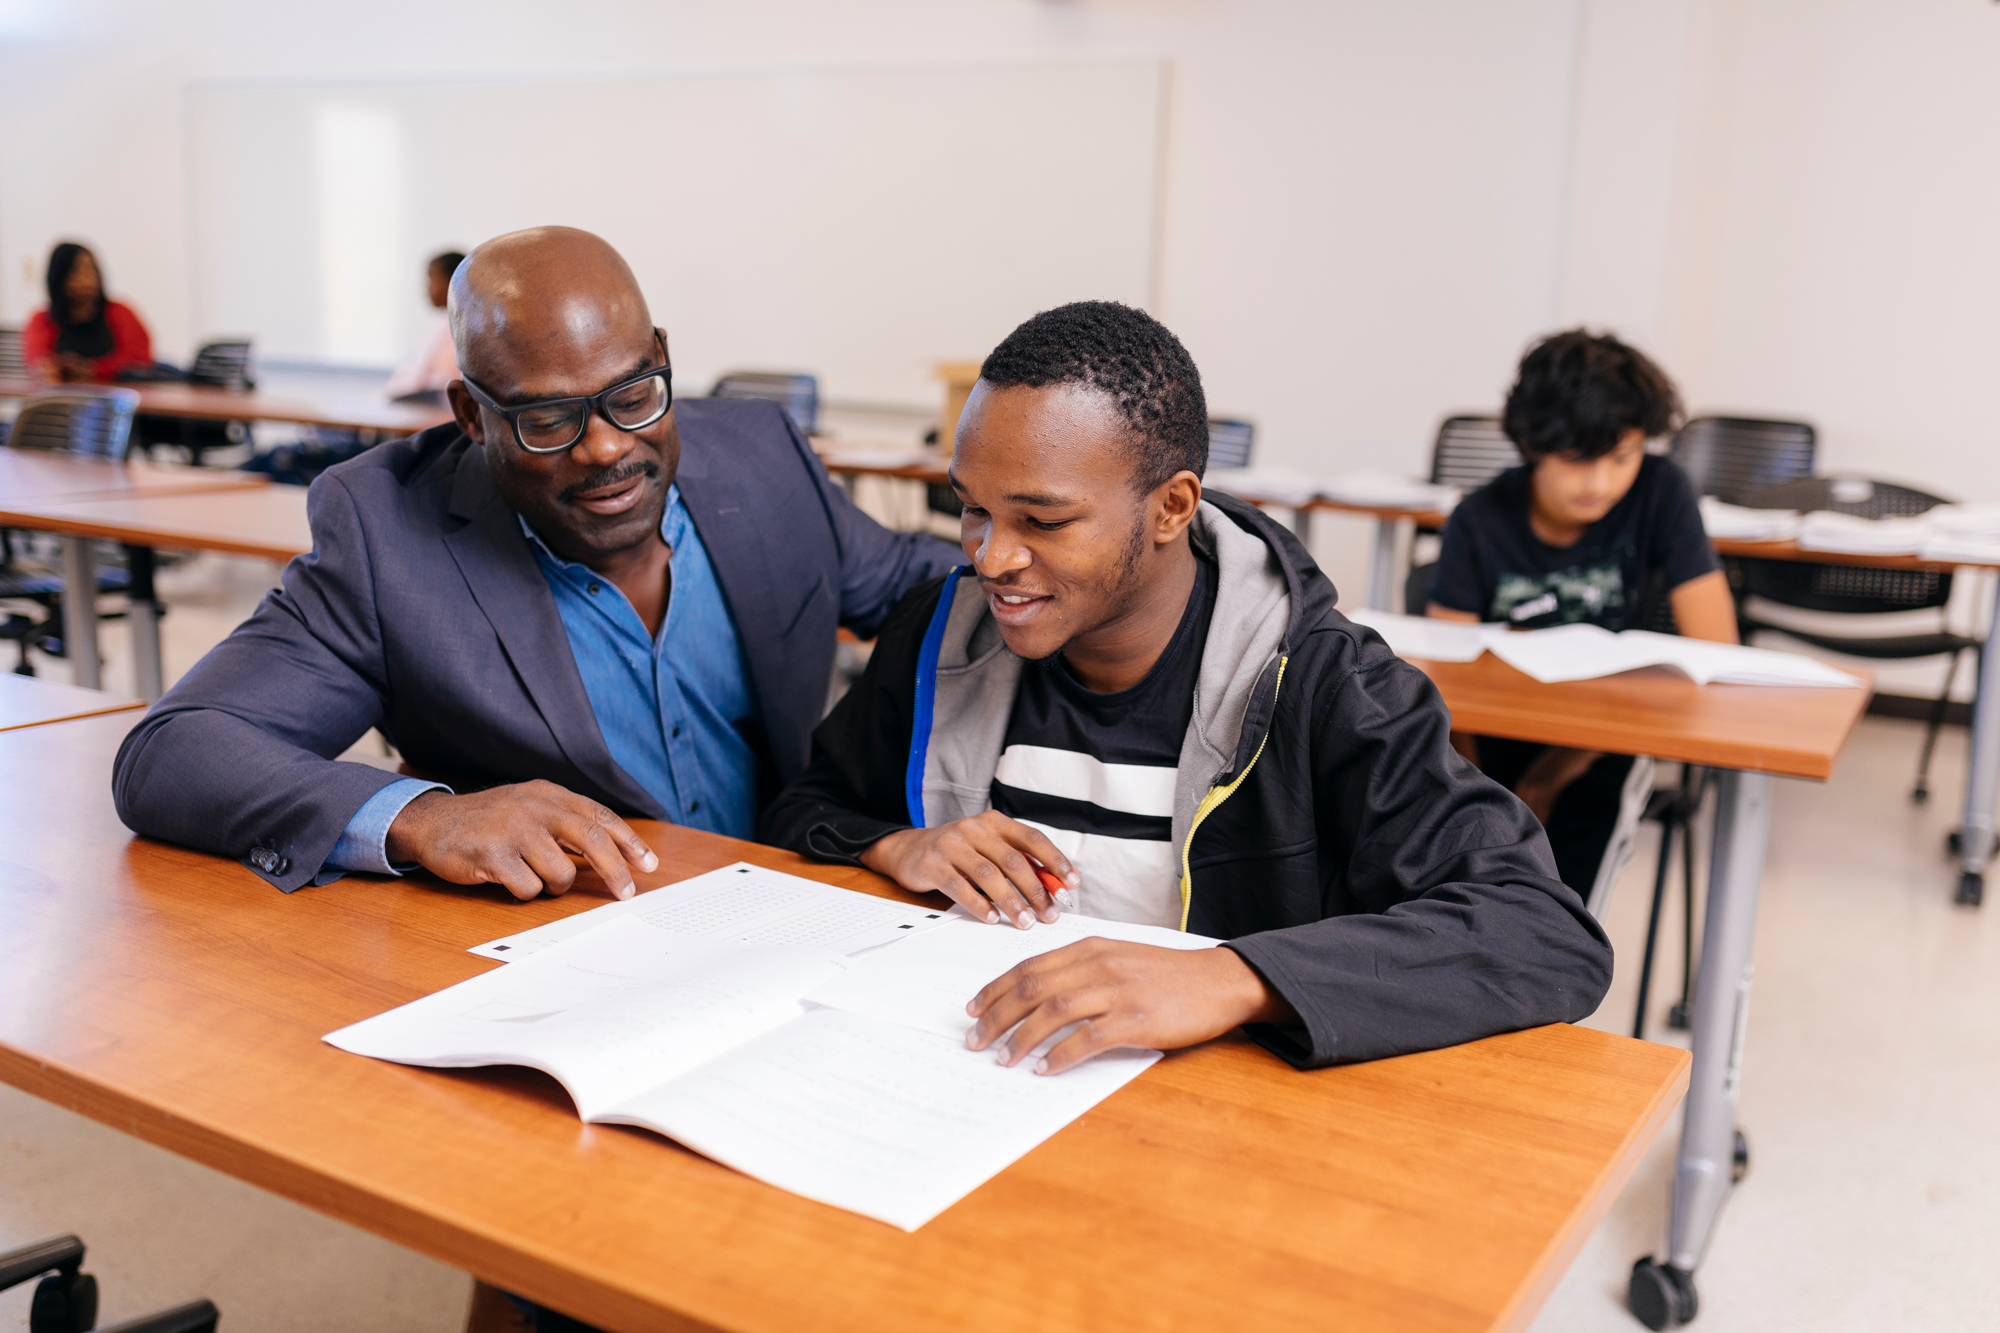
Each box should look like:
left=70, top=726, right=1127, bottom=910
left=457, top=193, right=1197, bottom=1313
left=1429, top=454, right=1717, bottom=631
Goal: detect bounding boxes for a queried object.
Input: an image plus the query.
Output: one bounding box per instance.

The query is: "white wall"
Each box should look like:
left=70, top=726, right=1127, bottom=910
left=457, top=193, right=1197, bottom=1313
left=0, top=0, right=1582, bottom=489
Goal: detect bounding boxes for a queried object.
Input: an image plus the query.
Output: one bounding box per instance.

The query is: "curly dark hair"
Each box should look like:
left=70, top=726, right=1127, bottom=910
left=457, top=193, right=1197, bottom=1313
left=979, top=301, right=1208, bottom=492
left=1502, top=329, right=1682, bottom=462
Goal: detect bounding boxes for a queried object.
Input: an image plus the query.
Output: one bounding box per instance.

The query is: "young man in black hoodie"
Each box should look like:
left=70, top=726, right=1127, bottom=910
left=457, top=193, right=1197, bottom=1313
left=760, top=302, right=1611, bottom=1074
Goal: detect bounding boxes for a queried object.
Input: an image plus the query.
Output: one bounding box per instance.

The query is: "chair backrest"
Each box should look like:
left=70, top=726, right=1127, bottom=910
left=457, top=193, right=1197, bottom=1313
left=1429, top=415, right=1518, bottom=490
left=1669, top=416, right=1815, bottom=503
left=1738, top=476, right=1955, bottom=614
left=0, top=326, right=24, bottom=377
left=1206, top=418, right=1254, bottom=471
left=188, top=340, right=255, bottom=389
left=711, top=371, right=818, bottom=436
left=8, top=390, right=140, bottom=459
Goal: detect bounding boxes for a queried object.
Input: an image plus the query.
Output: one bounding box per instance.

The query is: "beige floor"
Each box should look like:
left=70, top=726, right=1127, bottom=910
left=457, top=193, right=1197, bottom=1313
left=3, top=549, right=1998, bottom=1331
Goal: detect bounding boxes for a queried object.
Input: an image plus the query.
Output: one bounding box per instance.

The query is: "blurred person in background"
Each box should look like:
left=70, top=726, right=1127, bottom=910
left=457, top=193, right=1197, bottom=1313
left=384, top=250, right=466, bottom=401
left=23, top=241, right=154, bottom=382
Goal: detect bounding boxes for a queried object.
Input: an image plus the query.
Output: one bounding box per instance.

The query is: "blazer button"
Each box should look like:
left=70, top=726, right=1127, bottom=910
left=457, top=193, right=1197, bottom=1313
left=249, top=847, right=291, bottom=876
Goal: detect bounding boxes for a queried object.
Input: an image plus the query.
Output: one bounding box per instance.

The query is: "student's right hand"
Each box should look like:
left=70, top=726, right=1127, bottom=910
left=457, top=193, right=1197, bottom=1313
left=860, top=811, right=1079, bottom=929
left=384, top=781, right=659, bottom=901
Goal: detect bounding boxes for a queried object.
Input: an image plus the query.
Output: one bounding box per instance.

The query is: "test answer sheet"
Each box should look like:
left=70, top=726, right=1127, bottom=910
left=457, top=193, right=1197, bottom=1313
left=326, top=868, right=1183, bottom=1230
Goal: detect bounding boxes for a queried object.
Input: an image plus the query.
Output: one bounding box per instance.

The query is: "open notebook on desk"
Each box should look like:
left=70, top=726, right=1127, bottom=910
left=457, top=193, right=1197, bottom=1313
left=327, top=863, right=1215, bottom=1230
left=1347, top=611, right=1860, bottom=686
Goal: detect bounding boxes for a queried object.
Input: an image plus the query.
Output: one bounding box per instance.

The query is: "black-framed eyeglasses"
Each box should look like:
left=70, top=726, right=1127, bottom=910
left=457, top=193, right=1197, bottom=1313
left=460, top=330, right=674, bottom=454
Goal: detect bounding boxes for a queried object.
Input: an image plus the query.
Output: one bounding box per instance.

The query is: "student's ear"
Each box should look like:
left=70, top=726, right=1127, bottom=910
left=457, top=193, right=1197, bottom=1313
left=447, top=380, right=485, bottom=446
left=1151, top=470, right=1202, bottom=547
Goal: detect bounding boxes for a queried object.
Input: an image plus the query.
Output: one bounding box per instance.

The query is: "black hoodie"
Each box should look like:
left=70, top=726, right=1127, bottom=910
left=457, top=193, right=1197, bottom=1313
left=760, top=493, right=1612, bottom=1068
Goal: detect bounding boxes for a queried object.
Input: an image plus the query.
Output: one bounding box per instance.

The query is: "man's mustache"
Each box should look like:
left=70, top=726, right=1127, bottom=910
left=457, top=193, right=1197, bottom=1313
left=562, top=458, right=660, bottom=503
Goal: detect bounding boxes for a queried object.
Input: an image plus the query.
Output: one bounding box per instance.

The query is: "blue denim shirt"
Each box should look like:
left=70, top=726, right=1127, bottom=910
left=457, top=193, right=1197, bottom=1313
left=326, top=485, right=760, bottom=873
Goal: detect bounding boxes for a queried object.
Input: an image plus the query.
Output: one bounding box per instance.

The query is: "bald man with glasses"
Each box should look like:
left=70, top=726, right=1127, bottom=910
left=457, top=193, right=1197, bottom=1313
left=113, top=227, right=958, bottom=899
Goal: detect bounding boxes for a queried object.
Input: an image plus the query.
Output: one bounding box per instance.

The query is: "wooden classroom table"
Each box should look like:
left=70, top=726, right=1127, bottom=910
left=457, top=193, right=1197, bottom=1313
left=1408, top=650, right=1870, bottom=1322
left=1712, top=534, right=2000, bottom=906
left=0, top=485, right=309, bottom=701
left=0, top=375, right=453, bottom=437
left=0, top=448, right=271, bottom=504
left=0, top=710, right=1689, bottom=1333
left=0, top=672, right=142, bottom=731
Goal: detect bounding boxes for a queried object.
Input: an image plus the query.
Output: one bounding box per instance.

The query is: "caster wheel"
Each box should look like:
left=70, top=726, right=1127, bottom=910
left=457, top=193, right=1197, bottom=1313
left=1957, top=872, right=1984, bottom=907
left=1629, top=1258, right=1698, bottom=1330
left=1666, top=1002, right=1691, bottom=1031
left=1733, top=1129, right=1750, bottom=1184
left=1913, top=785, right=1929, bottom=803
left=1948, top=830, right=1964, bottom=855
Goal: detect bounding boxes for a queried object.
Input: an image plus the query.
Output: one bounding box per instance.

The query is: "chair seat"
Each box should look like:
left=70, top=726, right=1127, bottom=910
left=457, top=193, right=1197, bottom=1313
left=0, top=568, right=129, bottom=598
left=1746, top=623, right=1978, bottom=661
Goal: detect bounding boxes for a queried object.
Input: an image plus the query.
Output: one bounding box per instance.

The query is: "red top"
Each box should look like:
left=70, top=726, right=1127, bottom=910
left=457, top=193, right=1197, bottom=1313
left=22, top=301, right=155, bottom=381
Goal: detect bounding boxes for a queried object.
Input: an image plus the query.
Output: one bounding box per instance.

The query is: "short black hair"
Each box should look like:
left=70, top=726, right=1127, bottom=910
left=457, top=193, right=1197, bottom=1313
left=430, top=251, right=467, bottom=277
left=978, top=300, right=1208, bottom=492
left=1502, top=329, right=1682, bottom=462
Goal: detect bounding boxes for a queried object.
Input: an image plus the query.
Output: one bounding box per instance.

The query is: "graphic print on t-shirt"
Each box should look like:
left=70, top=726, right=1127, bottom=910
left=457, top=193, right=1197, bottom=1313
left=1491, top=561, right=1626, bottom=627
left=986, top=554, right=1214, bottom=929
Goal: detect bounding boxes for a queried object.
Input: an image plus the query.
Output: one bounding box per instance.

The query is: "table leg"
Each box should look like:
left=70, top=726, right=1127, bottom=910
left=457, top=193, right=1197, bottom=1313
left=124, top=544, right=163, bottom=702
left=1365, top=516, right=1397, bottom=610
left=1289, top=506, right=1313, bottom=549
left=1630, top=768, right=1769, bottom=1327
left=1953, top=572, right=2000, bottom=906
left=59, top=536, right=102, bottom=690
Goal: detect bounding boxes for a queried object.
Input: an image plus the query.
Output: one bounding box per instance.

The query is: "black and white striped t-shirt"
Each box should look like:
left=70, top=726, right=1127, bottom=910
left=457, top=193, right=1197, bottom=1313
left=989, top=555, right=1215, bottom=927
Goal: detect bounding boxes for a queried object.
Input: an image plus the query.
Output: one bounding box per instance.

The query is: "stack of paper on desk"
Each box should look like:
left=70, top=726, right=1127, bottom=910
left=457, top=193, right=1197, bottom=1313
left=1345, top=608, right=1507, bottom=663
left=1486, top=624, right=1863, bottom=687
left=1796, top=511, right=1929, bottom=555
left=1316, top=471, right=1460, bottom=512
left=1202, top=466, right=1325, bottom=508
left=328, top=865, right=1202, bottom=1231
left=1920, top=503, right=2000, bottom=564
left=1698, top=496, right=1801, bottom=542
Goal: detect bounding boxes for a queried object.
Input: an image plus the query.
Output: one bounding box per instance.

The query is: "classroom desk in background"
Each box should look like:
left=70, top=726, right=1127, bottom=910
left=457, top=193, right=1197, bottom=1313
left=0, top=710, right=1689, bottom=1333
left=1405, top=649, right=1869, bottom=1319
left=1712, top=535, right=2000, bottom=906
left=0, top=484, right=309, bottom=700
left=0, top=376, right=454, bottom=438
left=0, top=673, right=142, bottom=731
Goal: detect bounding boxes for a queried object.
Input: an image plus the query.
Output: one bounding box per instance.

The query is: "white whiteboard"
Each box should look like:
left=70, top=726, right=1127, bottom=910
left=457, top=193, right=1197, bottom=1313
left=186, top=62, right=1164, bottom=406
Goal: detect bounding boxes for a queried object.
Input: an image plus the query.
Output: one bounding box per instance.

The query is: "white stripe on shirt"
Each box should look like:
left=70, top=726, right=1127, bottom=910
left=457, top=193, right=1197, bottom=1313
left=993, top=744, right=1177, bottom=817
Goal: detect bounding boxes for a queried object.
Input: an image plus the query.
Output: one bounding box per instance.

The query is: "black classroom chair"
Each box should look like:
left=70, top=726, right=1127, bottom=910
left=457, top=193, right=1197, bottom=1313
left=1402, top=414, right=1517, bottom=613
left=711, top=371, right=819, bottom=437
left=0, top=1234, right=217, bottom=1333
left=1206, top=417, right=1255, bottom=471
left=135, top=340, right=255, bottom=466
left=0, top=391, right=140, bottom=674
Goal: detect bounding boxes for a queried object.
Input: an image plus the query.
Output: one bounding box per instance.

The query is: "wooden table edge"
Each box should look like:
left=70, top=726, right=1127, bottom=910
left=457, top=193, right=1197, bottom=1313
left=1492, top=1045, right=1692, bottom=1333
left=0, top=696, right=144, bottom=732
left=0, top=505, right=307, bottom=562
left=0, top=1045, right=710, bottom=1333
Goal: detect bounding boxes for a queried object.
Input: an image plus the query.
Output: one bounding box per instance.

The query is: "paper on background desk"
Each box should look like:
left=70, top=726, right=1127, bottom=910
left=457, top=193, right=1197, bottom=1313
left=1698, top=496, right=1801, bottom=542
left=469, top=862, right=949, bottom=961
left=1487, top=624, right=1862, bottom=687
left=1345, top=608, right=1507, bottom=663
left=1316, top=470, right=1460, bottom=512
left=1202, top=466, right=1325, bottom=508
left=806, top=912, right=1220, bottom=1042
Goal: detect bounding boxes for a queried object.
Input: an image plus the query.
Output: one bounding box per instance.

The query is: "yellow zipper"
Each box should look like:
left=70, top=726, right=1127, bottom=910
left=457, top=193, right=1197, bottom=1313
left=1178, top=656, right=1287, bottom=931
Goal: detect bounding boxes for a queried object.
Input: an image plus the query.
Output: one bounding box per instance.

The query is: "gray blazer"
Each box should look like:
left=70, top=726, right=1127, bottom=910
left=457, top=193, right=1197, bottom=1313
left=111, top=398, right=959, bottom=892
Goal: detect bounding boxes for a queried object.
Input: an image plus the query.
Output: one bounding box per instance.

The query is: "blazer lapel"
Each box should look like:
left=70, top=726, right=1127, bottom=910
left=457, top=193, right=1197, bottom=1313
left=672, top=428, right=793, bottom=727
left=440, top=446, right=666, bottom=820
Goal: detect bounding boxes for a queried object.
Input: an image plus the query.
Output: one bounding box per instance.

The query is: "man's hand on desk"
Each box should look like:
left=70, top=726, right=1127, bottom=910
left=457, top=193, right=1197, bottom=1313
left=965, top=940, right=1297, bottom=1076
left=384, top=781, right=659, bottom=901
left=860, top=811, right=1080, bottom=930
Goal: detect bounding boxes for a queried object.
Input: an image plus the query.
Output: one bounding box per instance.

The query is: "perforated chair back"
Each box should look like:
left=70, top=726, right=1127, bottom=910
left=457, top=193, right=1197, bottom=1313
left=1207, top=418, right=1254, bottom=471
left=1739, top=476, right=1954, bottom=615
left=1429, top=415, right=1518, bottom=491
left=712, top=371, right=818, bottom=436
left=188, top=340, right=254, bottom=389
left=8, top=390, right=140, bottom=459
left=0, top=326, right=24, bottom=376
left=1670, top=417, right=1815, bottom=503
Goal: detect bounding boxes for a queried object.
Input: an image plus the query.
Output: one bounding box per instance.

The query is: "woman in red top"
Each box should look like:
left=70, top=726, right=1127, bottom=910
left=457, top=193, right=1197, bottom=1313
left=22, top=242, right=154, bottom=382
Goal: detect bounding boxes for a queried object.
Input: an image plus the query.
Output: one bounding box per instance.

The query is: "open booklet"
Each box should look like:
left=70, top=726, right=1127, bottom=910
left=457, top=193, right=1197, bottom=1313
left=1485, top=623, right=1862, bottom=687
left=326, top=864, right=1216, bottom=1231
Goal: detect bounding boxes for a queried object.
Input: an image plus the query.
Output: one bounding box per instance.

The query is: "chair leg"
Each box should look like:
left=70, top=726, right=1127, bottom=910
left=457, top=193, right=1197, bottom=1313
left=1632, top=802, right=1679, bottom=1041
left=1914, top=648, right=1967, bottom=803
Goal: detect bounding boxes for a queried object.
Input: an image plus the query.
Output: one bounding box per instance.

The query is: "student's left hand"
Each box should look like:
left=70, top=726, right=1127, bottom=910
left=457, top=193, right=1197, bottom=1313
left=965, top=939, right=1297, bottom=1075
